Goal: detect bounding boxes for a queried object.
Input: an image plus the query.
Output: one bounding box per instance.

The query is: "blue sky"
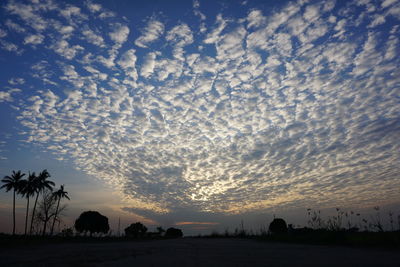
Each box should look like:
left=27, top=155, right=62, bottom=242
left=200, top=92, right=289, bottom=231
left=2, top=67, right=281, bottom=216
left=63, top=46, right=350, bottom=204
left=0, top=0, right=399, bottom=235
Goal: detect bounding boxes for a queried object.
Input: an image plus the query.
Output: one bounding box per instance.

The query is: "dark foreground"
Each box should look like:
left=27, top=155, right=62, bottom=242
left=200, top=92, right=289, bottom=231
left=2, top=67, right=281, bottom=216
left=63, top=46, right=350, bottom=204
left=1, top=238, right=399, bottom=266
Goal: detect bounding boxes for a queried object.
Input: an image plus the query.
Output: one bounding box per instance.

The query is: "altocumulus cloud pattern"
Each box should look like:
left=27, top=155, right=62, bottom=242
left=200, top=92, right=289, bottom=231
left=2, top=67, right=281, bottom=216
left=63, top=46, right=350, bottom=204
left=1, top=0, right=399, bottom=214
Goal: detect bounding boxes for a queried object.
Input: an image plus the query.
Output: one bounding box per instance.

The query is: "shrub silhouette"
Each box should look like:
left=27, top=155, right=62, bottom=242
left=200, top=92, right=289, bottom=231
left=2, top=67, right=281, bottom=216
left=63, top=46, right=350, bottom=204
left=269, top=218, right=288, bottom=234
left=165, top=227, right=183, bottom=238
left=124, top=222, right=147, bottom=238
left=74, top=211, right=110, bottom=236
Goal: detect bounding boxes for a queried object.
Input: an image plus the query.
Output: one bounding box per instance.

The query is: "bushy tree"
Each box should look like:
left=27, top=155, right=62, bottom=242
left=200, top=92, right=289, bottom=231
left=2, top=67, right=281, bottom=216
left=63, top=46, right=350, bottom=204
left=165, top=227, right=183, bottom=238
left=124, top=222, right=147, bottom=238
left=74, top=211, right=110, bottom=236
left=269, top=218, right=288, bottom=234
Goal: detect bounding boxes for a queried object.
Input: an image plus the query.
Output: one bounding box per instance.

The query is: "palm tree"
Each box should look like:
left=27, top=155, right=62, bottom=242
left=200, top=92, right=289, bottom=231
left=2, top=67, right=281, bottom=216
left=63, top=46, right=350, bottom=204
left=1, top=170, right=25, bottom=235
left=29, top=169, right=54, bottom=235
left=50, top=185, right=70, bottom=235
left=20, top=172, right=37, bottom=235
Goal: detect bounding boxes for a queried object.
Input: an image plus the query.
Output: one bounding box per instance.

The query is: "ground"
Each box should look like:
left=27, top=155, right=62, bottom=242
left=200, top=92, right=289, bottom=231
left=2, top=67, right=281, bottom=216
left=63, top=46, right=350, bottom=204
left=1, top=238, right=399, bottom=266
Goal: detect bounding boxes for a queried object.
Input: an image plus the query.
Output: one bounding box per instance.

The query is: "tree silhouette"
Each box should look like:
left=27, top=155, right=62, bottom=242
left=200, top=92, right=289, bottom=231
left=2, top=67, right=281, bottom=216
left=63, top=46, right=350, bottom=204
left=1, top=170, right=25, bottom=235
left=165, top=227, right=183, bottom=238
left=30, top=169, right=54, bottom=235
left=20, top=172, right=37, bottom=235
left=157, top=226, right=165, bottom=236
left=50, top=185, right=70, bottom=235
left=125, top=222, right=147, bottom=238
left=35, top=189, right=59, bottom=236
left=75, top=211, right=110, bottom=236
left=269, top=218, right=288, bottom=234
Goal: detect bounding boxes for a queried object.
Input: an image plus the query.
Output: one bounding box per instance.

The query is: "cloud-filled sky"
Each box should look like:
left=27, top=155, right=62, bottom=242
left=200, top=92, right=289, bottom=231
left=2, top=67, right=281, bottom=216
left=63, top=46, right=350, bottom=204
left=0, top=0, right=399, bottom=234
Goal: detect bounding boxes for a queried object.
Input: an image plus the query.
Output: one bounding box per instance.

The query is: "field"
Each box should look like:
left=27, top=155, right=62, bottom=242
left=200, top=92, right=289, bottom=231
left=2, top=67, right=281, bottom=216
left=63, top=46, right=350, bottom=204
left=1, top=238, right=400, bottom=266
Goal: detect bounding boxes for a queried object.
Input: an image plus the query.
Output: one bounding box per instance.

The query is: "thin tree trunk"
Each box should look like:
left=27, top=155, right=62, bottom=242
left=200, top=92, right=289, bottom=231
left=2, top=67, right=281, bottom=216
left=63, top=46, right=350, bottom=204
left=24, top=197, right=30, bottom=235
left=50, top=197, right=60, bottom=236
left=30, top=192, right=39, bottom=235
left=42, top=220, right=48, bottom=236
left=12, top=189, right=16, bottom=235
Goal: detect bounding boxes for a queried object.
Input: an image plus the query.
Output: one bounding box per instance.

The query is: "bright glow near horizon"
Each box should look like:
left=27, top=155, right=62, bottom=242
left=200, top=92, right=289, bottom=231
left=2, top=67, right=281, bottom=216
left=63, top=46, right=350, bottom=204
left=0, top=0, right=399, bottom=226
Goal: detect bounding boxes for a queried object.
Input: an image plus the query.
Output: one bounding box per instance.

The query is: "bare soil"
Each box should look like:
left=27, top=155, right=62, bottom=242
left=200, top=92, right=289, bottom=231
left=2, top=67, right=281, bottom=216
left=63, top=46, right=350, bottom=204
left=1, top=238, right=399, bottom=266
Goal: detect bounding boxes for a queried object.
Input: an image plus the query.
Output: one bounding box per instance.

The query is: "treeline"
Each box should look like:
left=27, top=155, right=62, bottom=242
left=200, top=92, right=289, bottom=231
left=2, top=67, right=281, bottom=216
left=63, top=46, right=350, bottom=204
left=68, top=210, right=183, bottom=239
left=1, top=170, right=70, bottom=236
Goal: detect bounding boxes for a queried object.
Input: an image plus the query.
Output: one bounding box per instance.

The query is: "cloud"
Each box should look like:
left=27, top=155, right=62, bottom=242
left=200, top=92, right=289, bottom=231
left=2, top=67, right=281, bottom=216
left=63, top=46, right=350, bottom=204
left=5, top=0, right=51, bottom=31
left=23, top=34, right=44, bottom=45
left=0, top=39, right=22, bottom=54
left=50, top=39, right=84, bottom=59
left=193, top=0, right=206, bottom=33
left=8, top=77, right=25, bottom=85
left=0, top=29, right=7, bottom=38
left=247, top=10, right=266, bottom=29
left=3, top=0, right=400, bottom=218
left=134, top=19, right=164, bottom=48
left=109, top=23, right=130, bottom=44
left=85, top=0, right=102, bottom=13
left=81, top=27, right=105, bottom=47
left=5, top=19, right=26, bottom=33
left=166, top=23, right=194, bottom=47
left=117, top=49, right=138, bottom=80
left=204, top=14, right=227, bottom=44
left=140, top=52, right=157, bottom=78
left=0, top=88, right=21, bottom=102
left=60, top=5, right=88, bottom=22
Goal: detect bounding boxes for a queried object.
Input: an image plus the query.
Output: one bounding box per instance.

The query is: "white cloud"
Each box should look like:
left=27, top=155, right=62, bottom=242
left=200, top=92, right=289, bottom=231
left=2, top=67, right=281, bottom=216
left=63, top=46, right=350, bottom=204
left=85, top=0, right=102, bottom=13
left=109, top=23, right=130, bottom=44
left=140, top=52, right=157, bottom=78
left=0, top=39, right=22, bottom=54
left=5, top=1, right=49, bottom=31
left=204, top=14, right=227, bottom=44
left=247, top=9, right=266, bottom=29
left=82, top=27, right=105, bottom=47
left=134, top=19, right=164, bottom=48
left=117, top=49, right=137, bottom=70
left=117, top=49, right=138, bottom=80
left=99, top=11, right=116, bottom=19
left=166, top=23, right=194, bottom=47
left=6, top=0, right=400, bottom=216
left=60, top=5, right=88, bottom=22
left=8, top=77, right=25, bottom=85
left=382, top=0, right=397, bottom=8
left=50, top=39, right=84, bottom=60
left=5, top=19, right=26, bottom=33
left=0, top=29, right=7, bottom=38
left=23, top=34, right=44, bottom=45
left=0, top=88, right=21, bottom=102
left=193, top=0, right=207, bottom=33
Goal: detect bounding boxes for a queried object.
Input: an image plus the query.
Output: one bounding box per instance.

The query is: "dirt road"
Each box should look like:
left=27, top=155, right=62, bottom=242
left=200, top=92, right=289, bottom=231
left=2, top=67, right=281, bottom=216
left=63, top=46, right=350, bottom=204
left=1, top=238, right=399, bottom=266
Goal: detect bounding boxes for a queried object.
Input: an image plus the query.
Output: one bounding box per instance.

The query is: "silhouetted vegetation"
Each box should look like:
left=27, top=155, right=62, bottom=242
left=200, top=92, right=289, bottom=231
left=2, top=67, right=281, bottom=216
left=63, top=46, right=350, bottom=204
left=165, top=227, right=183, bottom=238
left=50, top=185, right=70, bottom=235
left=35, top=189, right=66, bottom=236
left=124, top=222, right=147, bottom=238
left=1, top=169, right=64, bottom=236
left=74, top=211, right=110, bottom=236
left=200, top=207, right=400, bottom=248
left=1, top=170, right=25, bottom=235
left=1, top=170, right=399, bottom=248
left=269, top=218, right=288, bottom=234
left=31, top=169, right=54, bottom=235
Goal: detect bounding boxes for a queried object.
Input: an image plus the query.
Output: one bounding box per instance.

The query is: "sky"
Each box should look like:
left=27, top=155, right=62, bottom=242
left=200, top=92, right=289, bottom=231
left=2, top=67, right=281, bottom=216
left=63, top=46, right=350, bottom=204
left=0, top=0, right=399, bottom=235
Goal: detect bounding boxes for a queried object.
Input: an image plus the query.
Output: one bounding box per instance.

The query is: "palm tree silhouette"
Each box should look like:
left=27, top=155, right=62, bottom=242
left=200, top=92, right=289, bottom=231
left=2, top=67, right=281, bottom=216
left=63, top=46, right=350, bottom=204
left=50, top=184, right=70, bottom=235
left=1, top=170, right=25, bottom=235
left=29, top=169, right=54, bottom=235
left=20, top=172, right=37, bottom=236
